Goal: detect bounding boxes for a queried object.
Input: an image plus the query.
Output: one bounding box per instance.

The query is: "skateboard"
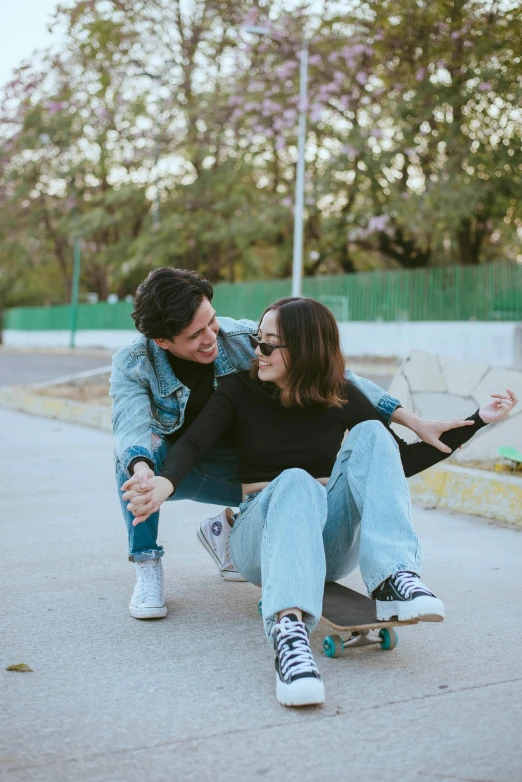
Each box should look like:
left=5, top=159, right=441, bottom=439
left=257, top=581, right=418, bottom=658
left=320, top=582, right=418, bottom=658
left=498, top=446, right=522, bottom=471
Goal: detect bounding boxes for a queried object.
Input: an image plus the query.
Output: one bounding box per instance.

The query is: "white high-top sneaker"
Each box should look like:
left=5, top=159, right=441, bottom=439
left=197, top=508, right=246, bottom=582
left=129, top=559, right=167, bottom=619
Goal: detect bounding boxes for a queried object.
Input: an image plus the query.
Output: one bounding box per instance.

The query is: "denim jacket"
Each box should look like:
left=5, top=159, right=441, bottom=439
left=110, top=316, right=400, bottom=477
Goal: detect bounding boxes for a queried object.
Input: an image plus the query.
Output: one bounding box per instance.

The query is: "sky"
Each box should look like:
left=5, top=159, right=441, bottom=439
left=0, top=0, right=331, bottom=88
left=0, top=0, right=61, bottom=88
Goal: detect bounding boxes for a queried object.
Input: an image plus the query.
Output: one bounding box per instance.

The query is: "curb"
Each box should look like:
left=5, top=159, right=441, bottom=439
left=0, top=386, right=111, bottom=432
left=408, top=464, right=522, bottom=527
left=1, top=385, right=520, bottom=528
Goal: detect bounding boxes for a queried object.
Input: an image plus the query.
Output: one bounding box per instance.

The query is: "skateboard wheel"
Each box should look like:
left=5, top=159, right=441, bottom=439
left=379, top=628, right=398, bottom=650
left=257, top=599, right=262, bottom=617
left=323, top=635, right=344, bottom=658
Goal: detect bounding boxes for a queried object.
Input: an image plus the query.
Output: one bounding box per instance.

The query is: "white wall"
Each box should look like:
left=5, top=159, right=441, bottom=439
left=337, top=321, right=521, bottom=369
left=3, top=330, right=138, bottom=350
left=388, top=350, right=522, bottom=462
left=4, top=321, right=521, bottom=368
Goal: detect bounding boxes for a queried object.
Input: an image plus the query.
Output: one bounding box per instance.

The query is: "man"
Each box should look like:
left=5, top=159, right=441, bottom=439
left=111, top=267, right=466, bottom=619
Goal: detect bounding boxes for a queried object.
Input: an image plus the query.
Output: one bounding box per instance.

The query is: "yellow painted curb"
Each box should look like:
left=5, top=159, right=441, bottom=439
left=408, top=464, right=522, bottom=527
left=0, top=386, right=111, bottom=432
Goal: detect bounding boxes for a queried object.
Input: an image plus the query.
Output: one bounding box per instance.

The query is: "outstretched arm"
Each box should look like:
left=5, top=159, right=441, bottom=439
left=393, top=389, right=518, bottom=477
left=390, top=407, right=475, bottom=454
left=345, top=383, right=517, bottom=477
left=347, top=369, right=478, bottom=453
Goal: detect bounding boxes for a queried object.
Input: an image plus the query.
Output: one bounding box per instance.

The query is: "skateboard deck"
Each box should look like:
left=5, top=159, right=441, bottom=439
left=498, top=446, right=522, bottom=464
left=320, top=581, right=418, bottom=657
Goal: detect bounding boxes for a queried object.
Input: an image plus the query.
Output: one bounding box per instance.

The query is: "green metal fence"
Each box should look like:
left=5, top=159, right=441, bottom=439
left=4, top=264, right=522, bottom=330
left=4, top=300, right=135, bottom=331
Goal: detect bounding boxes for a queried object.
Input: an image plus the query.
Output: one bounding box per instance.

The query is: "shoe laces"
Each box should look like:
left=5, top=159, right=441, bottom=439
left=392, top=571, right=435, bottom=599
left=223, top=534, right=234, bottom=569
left=271, top=617, right=319, bottom=682
left=216, top=518, right=235, bottom=571
left=136, top=561, right=163, bottom=602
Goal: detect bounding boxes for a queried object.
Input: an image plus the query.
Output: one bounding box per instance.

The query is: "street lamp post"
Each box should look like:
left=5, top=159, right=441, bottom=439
left=70, top=205, right=81, bottom=348
left=292, top=38, right=308, bottom=298
left=135, top=68, right=164, bottom=230
left=243, top=26, right=309, bottom=297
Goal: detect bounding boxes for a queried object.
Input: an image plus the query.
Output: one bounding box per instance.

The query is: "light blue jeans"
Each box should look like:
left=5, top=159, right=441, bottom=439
left=229, top=421, right=422, bottom=646
left=116, top=438, right=242, bottom=561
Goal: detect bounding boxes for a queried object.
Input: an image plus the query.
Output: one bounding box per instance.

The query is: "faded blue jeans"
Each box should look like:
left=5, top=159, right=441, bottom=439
left=116, top=437, right=242, bottom=561
left=229, top=421, right=422, bottom=646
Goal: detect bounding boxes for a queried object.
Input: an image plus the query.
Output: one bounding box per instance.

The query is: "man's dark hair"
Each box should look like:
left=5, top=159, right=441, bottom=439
left=132, top=267, right=214, bottom=339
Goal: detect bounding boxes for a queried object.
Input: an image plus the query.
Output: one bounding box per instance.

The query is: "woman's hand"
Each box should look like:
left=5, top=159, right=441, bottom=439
left=121, top=475, right=174, bottom=526
left=392, top=408, right=475, bottom=454
left=410, top=417, right=476, bottom=454
left=479, top=388, right=518, bottom=424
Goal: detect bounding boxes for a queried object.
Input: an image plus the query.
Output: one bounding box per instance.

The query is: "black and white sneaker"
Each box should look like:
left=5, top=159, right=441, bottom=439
left=372, top=571, right=445, bottom=623
left=271, top=614, right=325, bottom=707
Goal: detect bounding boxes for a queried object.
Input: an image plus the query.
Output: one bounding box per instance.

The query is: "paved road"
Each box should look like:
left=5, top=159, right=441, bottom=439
left=0, top=350, right=112, bottom=387
left=2, top=408, right=521, bottom=782
left=0, top=349, right=394, bottom=391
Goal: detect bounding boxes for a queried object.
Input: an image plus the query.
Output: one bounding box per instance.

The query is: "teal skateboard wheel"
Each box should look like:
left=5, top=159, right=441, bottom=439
left=379, top=627, right=398, bottom=650
left=323, top=634, right=344, bottom=658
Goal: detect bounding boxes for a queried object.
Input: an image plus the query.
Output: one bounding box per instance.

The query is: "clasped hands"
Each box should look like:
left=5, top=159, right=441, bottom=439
left=121, top=463, right=173, bottom=527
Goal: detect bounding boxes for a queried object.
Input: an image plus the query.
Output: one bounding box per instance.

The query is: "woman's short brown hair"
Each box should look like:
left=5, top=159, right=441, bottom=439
left=252, top=297, right=346, bottom=408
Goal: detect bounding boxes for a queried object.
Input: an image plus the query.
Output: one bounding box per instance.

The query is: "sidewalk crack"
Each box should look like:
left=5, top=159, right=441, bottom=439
left=6, top=676, right=522, bottom=774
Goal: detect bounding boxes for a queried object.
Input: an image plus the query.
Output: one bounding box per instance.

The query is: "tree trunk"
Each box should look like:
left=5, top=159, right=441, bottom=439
left=457, top=217, right=471, bottom=264
left=339, top=244, right=356, bottom=274
left=457, top=218, right=484, bottom=265
left=86, top=263, right=110, bottom=300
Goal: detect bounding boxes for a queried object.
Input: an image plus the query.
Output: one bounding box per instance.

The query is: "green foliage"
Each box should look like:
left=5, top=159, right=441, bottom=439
left=0, top=0, right=520, bottom=307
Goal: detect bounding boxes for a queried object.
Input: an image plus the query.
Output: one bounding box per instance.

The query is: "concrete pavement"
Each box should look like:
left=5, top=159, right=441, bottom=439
left=1, top=407, right=522, bottom=782
left=0, top=349, right=111, bottom=387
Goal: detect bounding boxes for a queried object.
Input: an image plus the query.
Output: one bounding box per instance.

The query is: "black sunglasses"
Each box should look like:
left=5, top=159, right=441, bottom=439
left=248, top=333, right=287, bottom=357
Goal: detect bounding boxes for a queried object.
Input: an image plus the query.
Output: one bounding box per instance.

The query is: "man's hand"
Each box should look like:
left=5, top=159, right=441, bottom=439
left=479, top=388, right=518, bottom=424
left=121, top=475, right=174, bottom=526
left=132, top=460, right=155, bottom=491
left=391, top=407, right=475, bottom=454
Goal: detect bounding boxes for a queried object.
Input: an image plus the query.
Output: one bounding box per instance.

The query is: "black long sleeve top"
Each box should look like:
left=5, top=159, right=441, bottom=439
left=159, top=372, right=486, bottom=489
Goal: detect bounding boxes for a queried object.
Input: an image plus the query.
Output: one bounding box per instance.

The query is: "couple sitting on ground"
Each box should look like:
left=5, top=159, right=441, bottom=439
left=111, top=267, right=517, bottom=707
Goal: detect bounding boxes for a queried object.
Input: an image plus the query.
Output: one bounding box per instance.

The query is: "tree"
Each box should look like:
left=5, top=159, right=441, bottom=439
left=0, top=0, right=520, bottom=309
left=228, top=0, right=522, bottom=270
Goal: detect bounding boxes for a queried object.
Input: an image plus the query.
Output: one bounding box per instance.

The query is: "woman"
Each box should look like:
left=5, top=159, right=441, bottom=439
left=122, top=298, right=517, bottom=708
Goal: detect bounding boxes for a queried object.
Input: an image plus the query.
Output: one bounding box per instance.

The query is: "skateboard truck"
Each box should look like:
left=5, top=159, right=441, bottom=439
left=323, top=627, right=398, bottom=658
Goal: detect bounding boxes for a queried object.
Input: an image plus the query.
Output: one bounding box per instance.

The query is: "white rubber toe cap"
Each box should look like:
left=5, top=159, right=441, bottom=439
left=276, top=674, right=325, bottom=707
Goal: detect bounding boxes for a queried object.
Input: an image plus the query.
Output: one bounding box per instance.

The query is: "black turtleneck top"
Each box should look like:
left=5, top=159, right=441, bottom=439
left=166, top=352, right=215, bottom=442
left=159, top=371, right=486, bottom=489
